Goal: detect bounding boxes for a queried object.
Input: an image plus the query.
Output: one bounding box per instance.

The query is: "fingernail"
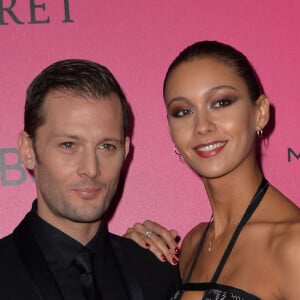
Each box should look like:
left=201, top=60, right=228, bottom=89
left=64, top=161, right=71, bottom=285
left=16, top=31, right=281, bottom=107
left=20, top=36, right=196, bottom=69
left=145, top=242, right=151, bottom=248
left=161, top=254, right=167, bottom=261
left=174, top=247, right=181, bottom=255
left=172, top=257, right=178, bottom=265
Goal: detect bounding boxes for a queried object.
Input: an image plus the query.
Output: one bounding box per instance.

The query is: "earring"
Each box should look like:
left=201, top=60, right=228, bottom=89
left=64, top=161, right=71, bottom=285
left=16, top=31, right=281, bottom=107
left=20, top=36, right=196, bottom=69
left=174, top=147, right=181, bottom=156
left=256, top=128, right=263, bottom=138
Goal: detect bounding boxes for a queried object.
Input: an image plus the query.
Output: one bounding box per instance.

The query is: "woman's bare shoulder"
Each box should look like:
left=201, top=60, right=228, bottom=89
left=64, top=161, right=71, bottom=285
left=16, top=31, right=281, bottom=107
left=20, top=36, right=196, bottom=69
left=272, top=217, right=300, bottom=256
left=270, top=213, right=300, bottom=298
left=179, top=222, right=209, bottom=275
left=267, top=185, right=300, bottom=253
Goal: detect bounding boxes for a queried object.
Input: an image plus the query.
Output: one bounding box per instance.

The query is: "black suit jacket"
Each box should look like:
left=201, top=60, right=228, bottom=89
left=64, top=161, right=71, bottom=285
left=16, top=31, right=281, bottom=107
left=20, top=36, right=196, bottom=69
left=0, top=212, right=180, bottom=300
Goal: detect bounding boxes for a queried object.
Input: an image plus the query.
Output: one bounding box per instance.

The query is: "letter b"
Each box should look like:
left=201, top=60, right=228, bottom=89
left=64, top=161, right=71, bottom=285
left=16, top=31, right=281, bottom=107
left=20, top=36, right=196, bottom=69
left=0, top=148, right=27, bottom=186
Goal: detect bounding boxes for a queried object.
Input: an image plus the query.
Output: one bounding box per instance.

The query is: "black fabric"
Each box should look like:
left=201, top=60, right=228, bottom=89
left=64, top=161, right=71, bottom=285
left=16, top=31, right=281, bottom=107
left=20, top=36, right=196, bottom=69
left=13, top=214, right=64, bottom=300
left=172, top=178, right=269, bottom=300
left=29, top=203, right=128, bottom=300
left=109, top=233, right=181, bottom=300
left=73, top=248, right=103, bottom=300
left=0, top=201, right=180, bottom=300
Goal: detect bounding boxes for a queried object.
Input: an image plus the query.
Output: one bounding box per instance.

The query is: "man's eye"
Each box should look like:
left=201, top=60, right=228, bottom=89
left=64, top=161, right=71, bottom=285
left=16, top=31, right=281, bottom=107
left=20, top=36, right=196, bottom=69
left=212, top=99, right=233, bottom=108
left=99, top=144, right=117, bottom=151
left=61, top=142, right=75, bottom=149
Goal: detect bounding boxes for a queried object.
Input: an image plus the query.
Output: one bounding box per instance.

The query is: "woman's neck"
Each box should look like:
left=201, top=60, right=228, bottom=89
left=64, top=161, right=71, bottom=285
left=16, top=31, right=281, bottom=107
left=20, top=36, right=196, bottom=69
left=202, top=167, right=263, bottom=237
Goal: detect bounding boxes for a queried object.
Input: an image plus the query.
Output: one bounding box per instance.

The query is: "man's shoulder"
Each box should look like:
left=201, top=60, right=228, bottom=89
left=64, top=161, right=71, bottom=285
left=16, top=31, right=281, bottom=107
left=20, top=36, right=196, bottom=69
left=108, top=231, right=161, bottom=260
left=0, top=232, right=43, bottom=299
left=0, top=232, right=23, bottom=269
left=0, top=233, right=15, bottom=254
left=108, top=232, right=180, bottom=299
left=0, top=232, right=24, bottom=275
left=108, top=231, right=180, bottom=275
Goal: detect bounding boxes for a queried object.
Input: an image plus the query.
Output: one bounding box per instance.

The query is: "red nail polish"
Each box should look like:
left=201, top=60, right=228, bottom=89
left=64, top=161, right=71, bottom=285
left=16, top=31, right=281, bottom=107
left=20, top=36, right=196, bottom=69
left=172, top=257, right=178, bottom=265
left=161, top=254, right=167, bottom=261
left=174, top=247, right=181, bottom=255
left=145, top=242, right=151, bottom=248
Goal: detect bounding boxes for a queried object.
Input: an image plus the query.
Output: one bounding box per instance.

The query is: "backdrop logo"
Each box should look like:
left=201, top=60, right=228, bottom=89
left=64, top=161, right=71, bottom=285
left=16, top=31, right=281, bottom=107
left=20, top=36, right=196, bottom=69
left=288, top=147, right=300, bottom=162
left=0, top=148, right=28, bottom=186
left=0, top=0, right=73, bottom=25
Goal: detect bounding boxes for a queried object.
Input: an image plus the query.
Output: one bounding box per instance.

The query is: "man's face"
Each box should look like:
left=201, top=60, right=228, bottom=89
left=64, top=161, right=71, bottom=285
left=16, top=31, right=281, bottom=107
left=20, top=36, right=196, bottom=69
left=20, top=90, right=130, bottom=229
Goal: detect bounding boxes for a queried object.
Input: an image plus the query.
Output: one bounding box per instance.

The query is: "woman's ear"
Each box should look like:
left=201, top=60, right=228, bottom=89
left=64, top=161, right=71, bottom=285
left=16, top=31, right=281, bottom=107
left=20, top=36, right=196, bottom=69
left=17, top=131, right=37, bottom=170
left=255, top=94, right=270, bottom=131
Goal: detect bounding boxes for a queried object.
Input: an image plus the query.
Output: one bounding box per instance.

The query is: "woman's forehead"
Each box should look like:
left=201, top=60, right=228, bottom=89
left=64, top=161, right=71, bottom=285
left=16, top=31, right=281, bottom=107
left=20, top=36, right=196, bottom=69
left=165, top=58, right=248, bottom=99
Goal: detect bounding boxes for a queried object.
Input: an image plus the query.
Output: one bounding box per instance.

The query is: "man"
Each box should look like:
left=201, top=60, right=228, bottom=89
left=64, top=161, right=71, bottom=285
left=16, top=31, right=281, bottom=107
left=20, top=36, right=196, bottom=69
left=0, top=59, right=179, bottom=300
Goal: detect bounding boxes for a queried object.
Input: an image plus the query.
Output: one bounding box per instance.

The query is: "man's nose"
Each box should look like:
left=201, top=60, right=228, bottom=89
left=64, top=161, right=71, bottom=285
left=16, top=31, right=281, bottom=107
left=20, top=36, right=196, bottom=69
left=78, top=150, right=99, bottom=178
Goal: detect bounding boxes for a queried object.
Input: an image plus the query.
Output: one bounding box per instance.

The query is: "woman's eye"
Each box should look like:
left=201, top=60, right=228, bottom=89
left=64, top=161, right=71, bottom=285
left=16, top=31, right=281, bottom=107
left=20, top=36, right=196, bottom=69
left=211, top=98, right=233, bottom=108
left=172, top=108, right=192, bottom=117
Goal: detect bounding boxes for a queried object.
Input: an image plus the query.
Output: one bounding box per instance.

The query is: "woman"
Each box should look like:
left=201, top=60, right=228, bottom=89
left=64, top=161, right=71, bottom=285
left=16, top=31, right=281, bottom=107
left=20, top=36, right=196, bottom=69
left=126, top=41, right=300, bottom=299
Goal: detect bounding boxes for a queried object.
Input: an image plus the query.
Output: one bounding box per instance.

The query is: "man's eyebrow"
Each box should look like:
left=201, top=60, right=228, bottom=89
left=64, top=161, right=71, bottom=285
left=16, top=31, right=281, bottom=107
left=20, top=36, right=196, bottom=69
left=100, top=137, right=123, bottom=143
left=53, top=134, right=81, bottom=140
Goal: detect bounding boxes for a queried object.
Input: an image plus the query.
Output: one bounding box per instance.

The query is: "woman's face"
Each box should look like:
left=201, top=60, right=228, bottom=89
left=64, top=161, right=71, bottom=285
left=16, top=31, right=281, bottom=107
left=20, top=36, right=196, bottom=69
left=164, top=57, right=267, bottom=179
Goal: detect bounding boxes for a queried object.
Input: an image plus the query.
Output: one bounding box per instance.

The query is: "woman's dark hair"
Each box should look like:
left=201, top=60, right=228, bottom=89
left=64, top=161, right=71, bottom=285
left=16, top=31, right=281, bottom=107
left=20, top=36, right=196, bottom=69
left=163, top=40, right=264, bottom=101
left=25, top=59, right=131, bottom=142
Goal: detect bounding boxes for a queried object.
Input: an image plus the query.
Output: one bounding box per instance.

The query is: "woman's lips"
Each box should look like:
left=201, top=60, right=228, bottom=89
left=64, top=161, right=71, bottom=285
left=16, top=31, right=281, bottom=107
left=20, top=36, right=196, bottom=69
left=193, top=141, right=227, bottom=158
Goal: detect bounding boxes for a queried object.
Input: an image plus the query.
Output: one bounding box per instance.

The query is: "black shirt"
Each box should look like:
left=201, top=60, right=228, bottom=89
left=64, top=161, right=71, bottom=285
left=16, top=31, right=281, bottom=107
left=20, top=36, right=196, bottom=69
left=29, top=208, right=129, bottom=300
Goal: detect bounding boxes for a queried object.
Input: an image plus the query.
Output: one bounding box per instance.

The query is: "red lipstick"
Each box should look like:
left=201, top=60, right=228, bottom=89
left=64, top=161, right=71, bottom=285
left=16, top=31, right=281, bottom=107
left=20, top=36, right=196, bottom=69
left=193, top=141, right=226, bottom=158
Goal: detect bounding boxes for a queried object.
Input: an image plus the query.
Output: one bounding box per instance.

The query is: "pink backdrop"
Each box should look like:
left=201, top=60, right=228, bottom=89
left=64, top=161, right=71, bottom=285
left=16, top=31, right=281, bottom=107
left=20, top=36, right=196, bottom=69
left=0, top=0, right=299, bottom=239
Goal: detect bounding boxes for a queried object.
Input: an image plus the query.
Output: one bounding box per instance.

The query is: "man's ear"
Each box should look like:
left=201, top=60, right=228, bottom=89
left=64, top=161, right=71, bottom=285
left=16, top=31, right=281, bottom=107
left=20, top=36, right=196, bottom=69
left=124, top=136, right=131, bottom=160
left=255, top=94, right=270, bottom=131
left=17, top=131, right=37, bottom=170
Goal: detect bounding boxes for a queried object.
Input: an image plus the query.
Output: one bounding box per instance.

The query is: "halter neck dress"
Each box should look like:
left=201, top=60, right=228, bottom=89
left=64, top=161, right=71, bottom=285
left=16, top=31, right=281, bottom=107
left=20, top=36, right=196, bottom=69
left=171, top=178, right=269, bottom=300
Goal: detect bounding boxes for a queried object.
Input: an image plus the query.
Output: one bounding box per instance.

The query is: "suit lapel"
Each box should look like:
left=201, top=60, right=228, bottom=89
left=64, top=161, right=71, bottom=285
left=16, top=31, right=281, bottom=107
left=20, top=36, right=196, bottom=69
left=13, top=212, right=64, bottom=300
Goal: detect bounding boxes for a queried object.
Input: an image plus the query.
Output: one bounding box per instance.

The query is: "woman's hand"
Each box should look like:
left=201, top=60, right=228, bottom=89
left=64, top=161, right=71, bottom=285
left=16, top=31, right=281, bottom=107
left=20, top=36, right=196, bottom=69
left=124, top=220, right=180, bottom=265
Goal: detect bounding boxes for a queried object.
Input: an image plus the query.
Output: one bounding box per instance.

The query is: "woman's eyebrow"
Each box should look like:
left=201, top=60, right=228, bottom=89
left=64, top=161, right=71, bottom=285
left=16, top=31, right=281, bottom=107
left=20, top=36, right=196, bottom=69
left=167, top=85, right=237, bottom=108
left=205, top=85, right=237, bottom=94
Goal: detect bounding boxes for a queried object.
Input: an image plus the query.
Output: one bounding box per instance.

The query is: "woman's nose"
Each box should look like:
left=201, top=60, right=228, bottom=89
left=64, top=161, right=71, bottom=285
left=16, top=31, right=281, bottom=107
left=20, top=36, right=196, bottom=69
left=194, top=111, right=216, bottom=135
